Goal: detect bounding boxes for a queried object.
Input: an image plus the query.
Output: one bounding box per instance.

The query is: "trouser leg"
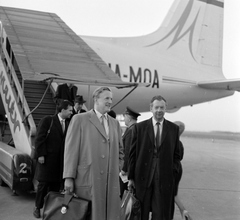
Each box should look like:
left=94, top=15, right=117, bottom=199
left=151, top=178, right=163, bottom=220
left=35, top=182, right=49, bottom=209
left=141, top=185, right=152, bottom=220
left=151, top=162, right=165, bottom=220
left=35, top=181, right=62, bottom=209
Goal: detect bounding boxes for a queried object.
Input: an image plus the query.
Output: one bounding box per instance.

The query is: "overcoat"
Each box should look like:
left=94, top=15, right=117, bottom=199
left=34, top=115, right=69, bottom=182
left=63, top=110, right=124, bottom=220
left=122, top=124, right=135, bottom=172
left=120, top=124, right=135, bottom=197
left=54, top=83, right=77, bottom=105
left=128, top=118, right=181, bottom=219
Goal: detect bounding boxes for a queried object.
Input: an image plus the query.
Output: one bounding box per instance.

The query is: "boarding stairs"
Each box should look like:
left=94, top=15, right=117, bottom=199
left=0, top=6, right=135, bottom=192
left=0, top=44, right=56, bottom=155
left=0, top=28, right=57, bottom=192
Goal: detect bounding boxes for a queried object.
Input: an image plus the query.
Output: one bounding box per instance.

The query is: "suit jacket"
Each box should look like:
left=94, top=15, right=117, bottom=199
left=128, top=118, right=181, bottom=219
left=54, top=83, right=77, bottom=105
left=63, top=110, right=124, bottom=220
left=71, top=108, right=86, bottom=119
left=34, top=115, right=69, bottom=182
left=122, top=123, right=135, bottom=172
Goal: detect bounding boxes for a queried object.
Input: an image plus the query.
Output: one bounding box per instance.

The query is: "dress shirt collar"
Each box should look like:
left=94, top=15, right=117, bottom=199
left=58, top=114, right=65, bottom=122
left=74, top=107, right=78, bottom=113
left=94, top=109, right=108, bottom=121
left=152, top=117, right=164, bottom=126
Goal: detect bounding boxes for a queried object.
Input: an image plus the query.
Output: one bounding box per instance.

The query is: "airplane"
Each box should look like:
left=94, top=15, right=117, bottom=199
left=79, top=0, right=240, bottom=113
left=0, top=0, right=239, bottom=192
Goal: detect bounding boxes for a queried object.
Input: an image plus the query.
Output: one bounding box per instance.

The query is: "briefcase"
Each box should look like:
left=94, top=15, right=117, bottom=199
left=42, top=191, right=90, bottom=220
left=120, top=190, right=141, bottom=220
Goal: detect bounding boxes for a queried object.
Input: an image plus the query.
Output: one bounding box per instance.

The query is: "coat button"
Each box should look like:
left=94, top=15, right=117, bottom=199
left=101, top=155, right=105, bottom=159
left=102, top=140, right=106, bottom=143
left=100, top=171, right=104, bottom=174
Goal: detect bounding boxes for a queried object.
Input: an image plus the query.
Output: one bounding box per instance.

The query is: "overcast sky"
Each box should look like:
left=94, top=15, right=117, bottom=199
left=1, top=0, right=240, bottom=132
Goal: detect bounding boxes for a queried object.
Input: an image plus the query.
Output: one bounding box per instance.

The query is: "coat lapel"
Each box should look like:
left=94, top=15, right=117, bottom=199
left=147, top=118, right=155, bottom=146
left=53, top=115, right=69, bottom=136
left=122, top=127, right=129, bottom=140
left=161, top=119, right=169, bottom=145
left=53, top=115, right=63, bottom=135
left=108, top=116, right=115, bottom=142
left=88, top=110, right=107, bottom=139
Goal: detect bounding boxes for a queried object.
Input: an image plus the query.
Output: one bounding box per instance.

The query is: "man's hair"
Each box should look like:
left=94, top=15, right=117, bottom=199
left=150, top=95, right=167, bottom=107
left=57, top=100, right=72, bottom=112
left=92, top=87, right=112, bottom=100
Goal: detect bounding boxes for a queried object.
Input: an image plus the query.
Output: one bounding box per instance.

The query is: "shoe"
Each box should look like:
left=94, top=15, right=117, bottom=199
left=33, top=207, right=41, bottom=218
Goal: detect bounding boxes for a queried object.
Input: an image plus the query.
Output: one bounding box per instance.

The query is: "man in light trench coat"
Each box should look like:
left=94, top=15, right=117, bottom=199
left=63, top=87, right=124, bottom=220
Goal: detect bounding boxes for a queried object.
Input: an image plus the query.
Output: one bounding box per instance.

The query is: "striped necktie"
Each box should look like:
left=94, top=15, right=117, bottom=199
left=101, top=115, right=109, bottom=136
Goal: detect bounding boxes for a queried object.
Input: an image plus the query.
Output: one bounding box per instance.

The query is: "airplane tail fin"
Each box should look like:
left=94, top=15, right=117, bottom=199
left=108, top=0, right=224, bottom=68
left=145, top=0, right=224, bottom=67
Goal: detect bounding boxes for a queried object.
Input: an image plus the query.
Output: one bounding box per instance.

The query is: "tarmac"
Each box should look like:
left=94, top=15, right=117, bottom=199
left=0, top=132, right=240, bottom=220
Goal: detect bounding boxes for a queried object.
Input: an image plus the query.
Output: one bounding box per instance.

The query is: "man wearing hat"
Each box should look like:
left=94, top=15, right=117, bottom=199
left=120, top=106, right=141, bottom=198
left=71, top=95, right=86, bottom=118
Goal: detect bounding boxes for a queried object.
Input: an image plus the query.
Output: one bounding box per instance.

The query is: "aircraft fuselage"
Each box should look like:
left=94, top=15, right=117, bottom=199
left=79, top=37, right=234, bottom=113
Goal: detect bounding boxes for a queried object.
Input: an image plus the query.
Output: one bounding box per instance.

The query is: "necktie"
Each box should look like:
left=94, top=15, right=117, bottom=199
left=101, top=115, right=109, bottom=137
left=61, top=120, right=65, bottom=133
left=156, top=122, right=161, bottom=147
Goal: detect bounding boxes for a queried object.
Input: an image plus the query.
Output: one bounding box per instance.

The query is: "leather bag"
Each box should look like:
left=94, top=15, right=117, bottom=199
left=42, top=191, right=90, bottom=220
left=120, top=190, right=141, bottom=220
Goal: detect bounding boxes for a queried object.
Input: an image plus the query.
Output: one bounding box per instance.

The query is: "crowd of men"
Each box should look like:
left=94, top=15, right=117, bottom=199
left=33, top=83, right=191, bottom=220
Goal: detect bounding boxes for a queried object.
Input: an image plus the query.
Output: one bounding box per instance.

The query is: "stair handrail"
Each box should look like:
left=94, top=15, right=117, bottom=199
left=0, top=29, right=37, bottom=138
left=22, top=78, right=54, bottom=124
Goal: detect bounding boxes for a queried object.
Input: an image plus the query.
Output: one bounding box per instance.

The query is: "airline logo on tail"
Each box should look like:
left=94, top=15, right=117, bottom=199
left=145, top=0, right=223, bottom=62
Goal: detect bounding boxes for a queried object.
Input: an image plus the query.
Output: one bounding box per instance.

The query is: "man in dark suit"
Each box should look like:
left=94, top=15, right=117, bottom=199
left=120, top=106, right=140, bottom=198
left=54, top=83, right=78, bottom=105
left=72, top=95, right=87, bottom=117
left=33, top=100, right=73, bottom=218
left=128, top=95, right=181, bottom=220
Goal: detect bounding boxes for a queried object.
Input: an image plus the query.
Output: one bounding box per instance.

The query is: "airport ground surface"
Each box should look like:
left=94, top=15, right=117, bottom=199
left=0, top=131, right=239, bottom=220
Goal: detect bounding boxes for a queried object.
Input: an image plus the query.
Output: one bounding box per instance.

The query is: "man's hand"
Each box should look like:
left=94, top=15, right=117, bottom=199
left=128, top=179, right=135, bottom=192
left=64, top=178, right=74, bottom=194
left=38, top=156, right=45, bottom=164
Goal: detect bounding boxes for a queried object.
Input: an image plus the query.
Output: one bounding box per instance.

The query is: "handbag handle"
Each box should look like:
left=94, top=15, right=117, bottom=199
left=61, top=193, right=77, bottom=214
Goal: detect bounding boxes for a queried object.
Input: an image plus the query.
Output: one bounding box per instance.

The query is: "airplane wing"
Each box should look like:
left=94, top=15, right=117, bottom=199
left=198, top=79, right=240, bottom=92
